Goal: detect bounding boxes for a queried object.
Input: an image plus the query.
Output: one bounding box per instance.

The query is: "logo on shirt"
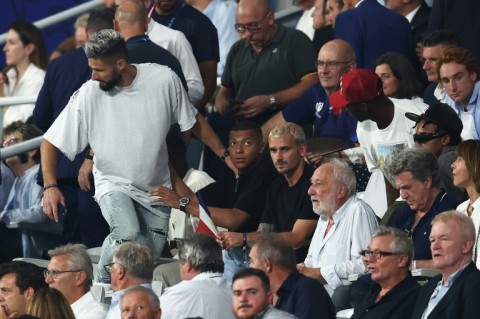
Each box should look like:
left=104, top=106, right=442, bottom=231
left=272, top=48, right=278, bottom=54
left=315, top=102, right=324, bottom=113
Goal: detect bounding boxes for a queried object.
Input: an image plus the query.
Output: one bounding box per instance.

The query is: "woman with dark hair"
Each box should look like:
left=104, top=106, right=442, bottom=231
left=451, top=139, right=480, bottom=268
left=1, top=21, right=48, bottom=127
left=375, top=52, right=424, bottom=103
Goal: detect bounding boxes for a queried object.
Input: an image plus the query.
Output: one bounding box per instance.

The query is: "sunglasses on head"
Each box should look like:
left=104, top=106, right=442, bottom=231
left=413, top=132, right=446, bottom=144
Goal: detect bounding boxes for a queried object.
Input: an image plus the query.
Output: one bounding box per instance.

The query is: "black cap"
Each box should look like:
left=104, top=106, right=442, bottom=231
left=405, top=102, right=463, bottom=138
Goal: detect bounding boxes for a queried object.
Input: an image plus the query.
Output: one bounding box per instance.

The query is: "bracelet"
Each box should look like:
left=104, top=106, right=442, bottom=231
left=221, top=149, right=230, bottom=161
left=43, top=184, right=59, bottom=192
left=85, top=154, right=93, bottom=160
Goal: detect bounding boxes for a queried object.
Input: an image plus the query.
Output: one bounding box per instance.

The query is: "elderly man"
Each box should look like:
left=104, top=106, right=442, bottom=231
left=388, top=148, right=459, bottom=269
left=249, top=233, right=334, bottom=318
left=261, top=40, right=358, bottom=158
left=160, top=233, right=233, bottom=319
left=297, top=158, right=378, bottom=311
left=437, top=46, right=480, bottom=140
left=412, top=211, right=480, bottom=319
left=405, top=102, right=466, bottom=203
left=0, top=261, right=46, bottom=318
left=106, top=242, right=154, bottom=319
left=231, top=268, right=297, bottom=319
left=352, top=227, right=420, bottom=319
left=45, top=244, right=106, bottom=319
left=120, top=286, right=161, bottom=319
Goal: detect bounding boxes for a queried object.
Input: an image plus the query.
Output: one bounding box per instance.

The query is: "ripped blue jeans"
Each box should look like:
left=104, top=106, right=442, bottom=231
left=96, top=191, right=169, bottom=283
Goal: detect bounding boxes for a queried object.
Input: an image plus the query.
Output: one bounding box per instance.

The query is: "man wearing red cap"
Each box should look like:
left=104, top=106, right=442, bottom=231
left=330, top=69, right=426, bottom=209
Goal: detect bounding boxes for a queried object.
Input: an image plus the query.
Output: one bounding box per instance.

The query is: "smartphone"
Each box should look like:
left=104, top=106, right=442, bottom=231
left=57, top=204, right=67, bottom=222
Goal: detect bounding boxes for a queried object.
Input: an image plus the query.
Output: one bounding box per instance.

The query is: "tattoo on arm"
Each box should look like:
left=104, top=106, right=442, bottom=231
left=257, top=223, right=274, bottom=233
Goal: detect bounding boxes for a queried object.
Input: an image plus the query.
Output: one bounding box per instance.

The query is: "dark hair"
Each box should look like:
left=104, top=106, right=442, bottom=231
left=232, top=268, right=270, bottom=292
left=422, top=29, right=463, bottom=48
left=86, top=7, right=116, bottom=35
left=376, top=52, right=423, bottom=99
left=0, top=261, right=47, bottom=294
left=9, top=21, right=48, bottom=70
left=230, top=120, right=263, bottom=142
left=456, top=140, right=480, bottom=194
left=2, top=121, right=44, bottom=161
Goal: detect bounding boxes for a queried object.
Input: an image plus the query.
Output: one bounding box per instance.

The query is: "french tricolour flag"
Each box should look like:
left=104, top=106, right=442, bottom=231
left=195, top=192, right=217, bottom=239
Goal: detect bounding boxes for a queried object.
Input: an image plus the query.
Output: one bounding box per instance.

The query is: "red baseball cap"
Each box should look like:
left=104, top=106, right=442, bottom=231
left=330, top=69, right=384, bottom=115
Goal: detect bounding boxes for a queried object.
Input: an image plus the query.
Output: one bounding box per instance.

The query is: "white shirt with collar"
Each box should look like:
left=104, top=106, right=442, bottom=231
left=304, top=195, right=379, bottom=294
left=71, top=291, right=107, bottom=319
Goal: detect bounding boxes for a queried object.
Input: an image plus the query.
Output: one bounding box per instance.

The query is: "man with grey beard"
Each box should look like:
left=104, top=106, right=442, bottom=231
left=297, top=158, right=378, bottom=311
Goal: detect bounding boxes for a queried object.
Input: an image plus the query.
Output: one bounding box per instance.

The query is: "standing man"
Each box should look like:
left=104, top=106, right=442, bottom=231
left=412, top=211, right=480, bottom=319
left=40, top=29, right=227, bottom=284
left=45, top=244, right=106, bottom=319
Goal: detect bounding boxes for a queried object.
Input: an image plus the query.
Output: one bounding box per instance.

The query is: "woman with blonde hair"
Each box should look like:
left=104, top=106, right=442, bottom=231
left=27, top=287, right=75, bottom=319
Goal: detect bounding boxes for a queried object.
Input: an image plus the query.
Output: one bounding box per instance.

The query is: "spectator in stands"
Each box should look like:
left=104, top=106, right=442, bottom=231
left=352, top=227, right=420, bottom=319
left=297, top=158, right=378, bottom=311
left=295, top=0, right=316, bottom=40
left=187, top=0, right=239, bottom=76
left=215, top=0, right=318, bottom=125
left=45, top=243, right=107, bottom=319
left=405, top=102, right=466, bottom=203
left=311, top=0, right=334, bottom=53
left=218, top=123, right=318, bottom=262
left=150, top=0, right=219, bottom=112
left=330, top=69, right=425, bottom=209
left=231, top=268, right=297, bottom=319
left=0, top=121, right=47, bottom=259
left=0, top=161, right=15, bottom=210
left=411, top=211, right=480, bottom=319
left=160, top=234, right=233, bottom=319
left=26, top=287, right=75, bottom=319
left=151, top=121, right=277, bottom=282
left=249, top=233, right=335, bottom=318
left=106, top=242, right=154, bottom=319
left=50, top=13, right=90, bottom=61
left=333, top=0, right=413, bottom=70
left=261, top=40, right=357, bottom=166
left=0, top=261, right=47, bottom=318
left=374, top=52, right=424, bottom=105
left=33, top=6, right=114, bottom=250
left=421, top=29, right=463, bottom=105
left=451, top=140, right=480, bottom=268
left=325, top=0, right=346, bottom=28
left=437, top=47, right=480, bottom=141
left=388, top=148, right=459, bottom=269
left=1, top=22, right=48, bottom=127
left=120, top=286, right=161, bottom=319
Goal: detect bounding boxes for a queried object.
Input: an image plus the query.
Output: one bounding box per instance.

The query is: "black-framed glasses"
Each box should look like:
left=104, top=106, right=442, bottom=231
left=360, top=249, right=402, bottom=259
left=234, top=13, right=270, bottom=33
left=413, top=132, right=446, bottom=144
left=43, top=269, right=82, bottom=279
left=314, top=60, right=351, bottom=69
left=104, top=262, right=125, bottom=273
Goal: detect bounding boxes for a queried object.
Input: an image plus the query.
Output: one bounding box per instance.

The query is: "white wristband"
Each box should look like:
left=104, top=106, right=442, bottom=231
left=412, top=260, right=416, bottom=270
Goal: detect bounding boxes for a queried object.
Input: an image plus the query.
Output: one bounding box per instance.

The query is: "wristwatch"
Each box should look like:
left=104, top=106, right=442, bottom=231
left=179, top=197, right=190, bottom=212
left=269, top=95, right=278, bottom=110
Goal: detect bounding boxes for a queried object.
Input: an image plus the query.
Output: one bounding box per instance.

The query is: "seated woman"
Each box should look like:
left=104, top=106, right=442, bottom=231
left=375, top=52, right=424, bottom=108
left=451, top=139, right=480, bottom=268
left=1, top=21, right=48, bottom=127
left=352, top=226, right=420, bottom=319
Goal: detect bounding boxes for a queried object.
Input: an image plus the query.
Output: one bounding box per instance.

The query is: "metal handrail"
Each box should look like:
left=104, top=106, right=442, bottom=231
left=0, top=96, right=37, bottom=108
left=1, top=136, right=43, bottom=160
left=0, top=0, right=103, bottom=45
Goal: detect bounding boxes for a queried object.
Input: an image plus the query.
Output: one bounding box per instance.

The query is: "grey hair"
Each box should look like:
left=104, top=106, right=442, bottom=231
left=432, top=210, right=476, bottom=242
left=178, top=233, right=224, bottom=273
left=253, top=233, right=296, bottom=270
left=83, top=29, right=128, bottom=61
left=387, top=148, right=440, bottom=187
left=323, top=158, right=356, bottom=197
left=113, top=242, right=153, bottom=281
left=48, top=243, right=93, bottom=289
left=121, top=285, right=160, bottom=309
left=268, top=122, right=306, bottom=146
left=372, top=226, right=414, bottom=268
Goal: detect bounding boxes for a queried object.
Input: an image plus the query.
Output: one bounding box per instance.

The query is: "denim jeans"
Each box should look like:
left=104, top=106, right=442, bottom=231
left=222, top=247, right=250, bottom=283
left=96, top=191, right=169, bottom=283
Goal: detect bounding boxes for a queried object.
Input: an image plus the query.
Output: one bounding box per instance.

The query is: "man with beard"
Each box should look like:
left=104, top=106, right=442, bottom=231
left=40, top=29, right=229, bottom=284
left=297, top=158, right=378, bottom=311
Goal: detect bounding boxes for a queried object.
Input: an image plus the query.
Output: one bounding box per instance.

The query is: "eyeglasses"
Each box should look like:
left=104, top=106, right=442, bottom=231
left=1, top=137, right=20, bottom=148
left=314, top=60, right=351, bottom=69
left=104, top=262, right=125, bottom=273
left=413, top=132, right=446, bottom=144
left=234, top=14, right=270, bottom=33
left=43, top=269, right=82, bottom=279
left=360, top=249, right=403, bottom=259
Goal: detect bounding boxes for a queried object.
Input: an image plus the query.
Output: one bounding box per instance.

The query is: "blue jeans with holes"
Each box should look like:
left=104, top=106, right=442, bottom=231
left=96, top=191, right=169, bottom=283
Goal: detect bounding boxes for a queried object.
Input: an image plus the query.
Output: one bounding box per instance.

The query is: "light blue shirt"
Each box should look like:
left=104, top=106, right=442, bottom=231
left=445, top=81, right=480, bottom=140
left=0, top=162, right=15, bottom=211
left=203, top=0, right=239, bottom=76
left=421, top=262, right=470, bottom=319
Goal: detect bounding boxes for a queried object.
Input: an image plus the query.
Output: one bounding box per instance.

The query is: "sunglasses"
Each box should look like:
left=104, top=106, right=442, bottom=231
left=413, top=132, right=446, bottom=144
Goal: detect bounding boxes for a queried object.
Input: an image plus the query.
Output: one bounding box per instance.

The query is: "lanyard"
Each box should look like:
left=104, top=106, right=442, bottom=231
left=148, top=1, right=184, bottom=28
